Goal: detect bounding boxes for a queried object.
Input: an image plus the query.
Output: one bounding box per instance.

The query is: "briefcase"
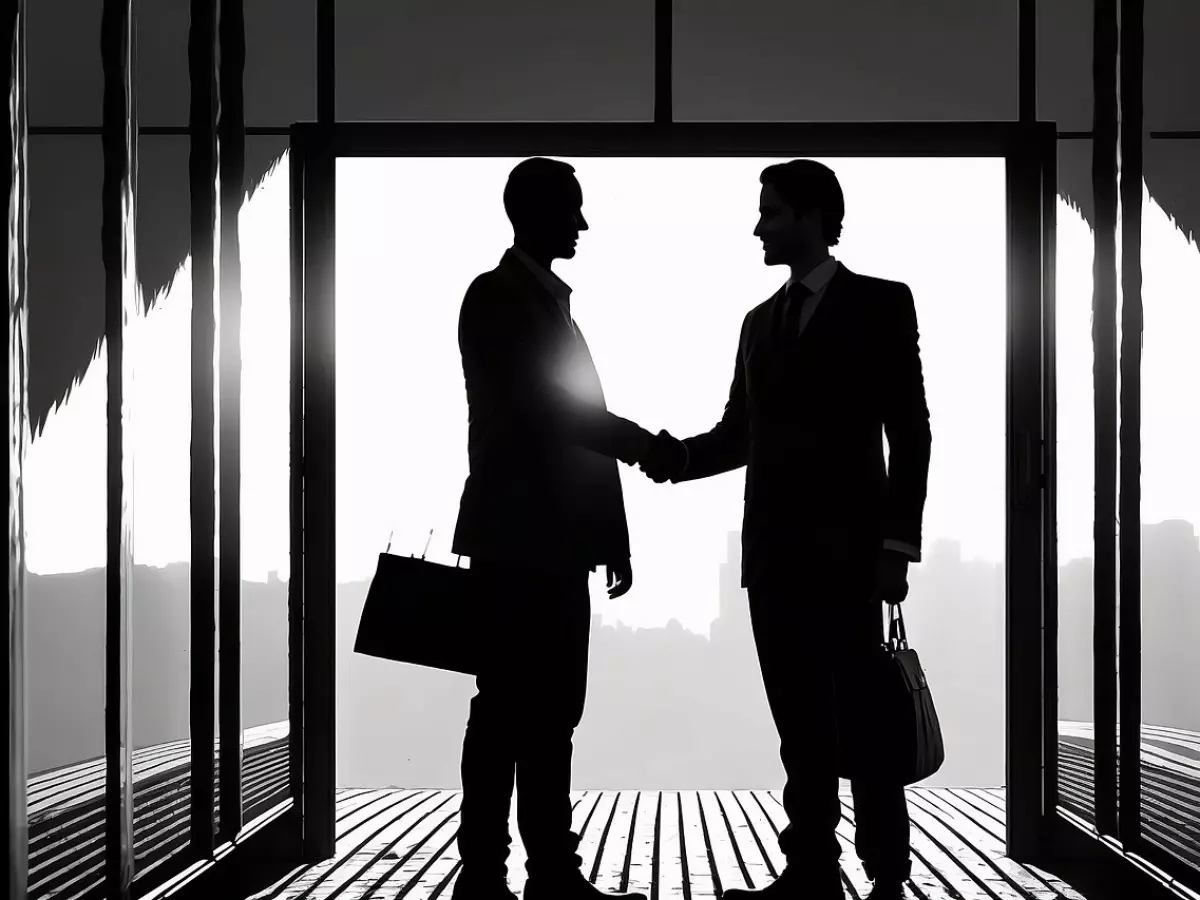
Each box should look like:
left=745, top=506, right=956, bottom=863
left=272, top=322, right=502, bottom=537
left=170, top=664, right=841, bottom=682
left=839, top=603, right=945, bottom=785
left=353, top=535, right=485, bottom=677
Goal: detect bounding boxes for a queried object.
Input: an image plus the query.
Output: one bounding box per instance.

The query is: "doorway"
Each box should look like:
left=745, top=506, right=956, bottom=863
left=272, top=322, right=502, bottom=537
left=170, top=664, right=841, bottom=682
left=290, top=121, right=1057, bottom=864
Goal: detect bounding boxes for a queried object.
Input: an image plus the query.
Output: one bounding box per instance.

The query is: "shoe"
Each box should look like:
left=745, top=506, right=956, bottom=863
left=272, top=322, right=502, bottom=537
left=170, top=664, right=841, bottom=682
left=523, top=867, right=647, bottom=900
left=722, top=866, right=843, bottom=900
left=864, top=879, right=905, bottom=900
left=452, top=866, right=519, bottom=900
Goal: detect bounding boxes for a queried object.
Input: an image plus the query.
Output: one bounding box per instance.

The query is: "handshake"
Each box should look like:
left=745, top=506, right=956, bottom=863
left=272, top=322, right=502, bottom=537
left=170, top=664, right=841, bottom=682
left=635, top=429, right=688, bottom=483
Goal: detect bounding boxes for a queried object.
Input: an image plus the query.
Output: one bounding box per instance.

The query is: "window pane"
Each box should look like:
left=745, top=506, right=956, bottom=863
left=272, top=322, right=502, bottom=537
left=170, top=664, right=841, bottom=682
left=26, top=135, right=107, bottom=900
left=1145, top=0, right=1200, bottom=132
left=136, top=0, right=190, bottom=128
left=1139, top=137, right=1200, bottom=872
left=131, top=136, right=195, bottom=874
left=676, top=0, right=1016, bottom=122
left=1038, top=0, right=1094, bottom=133
left=239, top=137, right=292, bottom=821
left=1057, top=139, right=1097, bottom=825
left=246, top=0, right=316, bottom=127
left=333, top=156, right=1007, bottom=792
left=334, top=0, right=654, bottom=121
left=28, top=1, right=101, bottom=127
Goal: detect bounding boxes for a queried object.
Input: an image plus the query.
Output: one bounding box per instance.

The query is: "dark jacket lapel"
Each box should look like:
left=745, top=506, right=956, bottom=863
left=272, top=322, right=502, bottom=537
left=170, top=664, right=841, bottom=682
left=755, top=263, right=858, bottom=393
left=798, top=261, right=852, bottom=342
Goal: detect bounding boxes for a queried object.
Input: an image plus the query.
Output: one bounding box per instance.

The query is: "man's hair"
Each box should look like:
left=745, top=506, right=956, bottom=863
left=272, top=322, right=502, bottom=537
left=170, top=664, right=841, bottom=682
left=503, top=157, right=578, bottom=228
left=759, top=159, right=845, bottom=247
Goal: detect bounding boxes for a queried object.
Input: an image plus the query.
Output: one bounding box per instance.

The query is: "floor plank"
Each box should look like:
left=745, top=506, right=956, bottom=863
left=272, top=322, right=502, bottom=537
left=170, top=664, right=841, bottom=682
left=910, top=790, right=1058, bottom=900
left=715, top=791, right=772, bottom=891
left=329, top=793, right=452, bottom=900
left=657, top=793, right=685, bottom=900
left=904, top=792, right=1029, bottom=900
left=625, top=791, right=658, bottom=897
left=678, top=790, right=716, bottom=900
left=594, top=791, right=639, bottom=894
left=580, top=792, right=620, bottom=885
left=727, top=791, right=783, bottom=882
left=348, top=794, right=462, bottom=900
left=697, top=790, right=750, bottom=894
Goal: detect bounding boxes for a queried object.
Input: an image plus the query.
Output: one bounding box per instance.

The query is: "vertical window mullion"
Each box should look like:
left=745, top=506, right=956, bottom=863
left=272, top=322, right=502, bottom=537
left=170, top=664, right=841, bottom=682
left=1091, top=0, right=1121, bottom=838
left=102, top=0, right=136, bottom=893
left=218, top=0, right=246, bottom=846
left=188, top=0, right=218, bottom=858
left=1117, top=0, right=1144, bottom=849
left=3, top=1, right=30, bottom=897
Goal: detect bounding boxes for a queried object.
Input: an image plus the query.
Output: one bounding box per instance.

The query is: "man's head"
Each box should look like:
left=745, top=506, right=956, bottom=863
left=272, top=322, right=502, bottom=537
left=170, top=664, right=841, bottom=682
left=504, top=157, right=589, bottom=264
left=755, top=160, right=844, bottom=269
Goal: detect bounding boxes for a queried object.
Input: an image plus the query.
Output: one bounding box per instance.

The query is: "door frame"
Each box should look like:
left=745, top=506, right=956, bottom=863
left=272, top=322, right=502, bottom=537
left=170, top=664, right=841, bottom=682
left=288, top=119, right=1059, bottom=863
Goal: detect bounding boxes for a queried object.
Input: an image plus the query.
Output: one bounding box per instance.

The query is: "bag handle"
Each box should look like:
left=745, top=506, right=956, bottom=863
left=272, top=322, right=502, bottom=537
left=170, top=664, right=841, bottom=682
left=887, top=603, right=909, bottom=651
left=386, top=528, right=464, bottom=568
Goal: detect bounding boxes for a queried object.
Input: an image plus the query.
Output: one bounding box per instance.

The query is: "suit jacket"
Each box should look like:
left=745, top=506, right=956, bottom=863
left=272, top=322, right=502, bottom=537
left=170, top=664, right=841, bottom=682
left=451, top=249, right=651, bottom=573
left=675, top=263, right=932, bottom=588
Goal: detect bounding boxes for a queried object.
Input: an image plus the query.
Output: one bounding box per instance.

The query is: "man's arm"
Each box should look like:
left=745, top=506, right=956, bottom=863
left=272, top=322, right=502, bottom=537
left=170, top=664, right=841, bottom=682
left=879, top=286, right=932, bottom=560
left=670, top=314, right=752, bottom=482
left=460, top=283, right=652, bottom=465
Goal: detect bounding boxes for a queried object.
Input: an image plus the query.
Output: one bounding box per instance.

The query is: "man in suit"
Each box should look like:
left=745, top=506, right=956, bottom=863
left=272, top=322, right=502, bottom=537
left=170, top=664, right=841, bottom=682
left=640, top=160, right=932, bottom=900
left=450, top=157, right=654, bottom=900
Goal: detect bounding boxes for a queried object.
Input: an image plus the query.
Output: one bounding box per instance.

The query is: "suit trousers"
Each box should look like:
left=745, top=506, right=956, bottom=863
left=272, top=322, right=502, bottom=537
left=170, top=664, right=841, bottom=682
left=747, top=558, right=912, bottom=883
left=457, top=557, right=592, bottom=878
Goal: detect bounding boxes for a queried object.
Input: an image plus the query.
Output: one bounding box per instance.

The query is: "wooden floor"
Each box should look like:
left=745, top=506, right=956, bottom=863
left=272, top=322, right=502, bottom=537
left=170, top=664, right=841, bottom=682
left=26, top=721, right=290, bottom=900
left=1058, top=722, right=1200, bottom=872
left=249, top=788, right=1095, bottom=900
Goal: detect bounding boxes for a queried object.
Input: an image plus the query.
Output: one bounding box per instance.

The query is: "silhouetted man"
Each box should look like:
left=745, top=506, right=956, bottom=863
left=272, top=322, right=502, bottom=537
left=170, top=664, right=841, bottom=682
left=640, top=160, right=932, bottom=900
left=450, top=157, right=653, bottom=900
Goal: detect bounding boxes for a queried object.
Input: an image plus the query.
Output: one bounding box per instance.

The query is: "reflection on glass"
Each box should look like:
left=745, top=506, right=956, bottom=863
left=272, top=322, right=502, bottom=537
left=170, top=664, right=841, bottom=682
left=1139, top=152, right=1200, bottom=871
left=1057, top=140, right=1096, bottom=824
left=25, top=136, right=108, bottom=899
left=240, top=139, right=292, bottom=821
left=333, top=157, right=1007, bottom=790
left=130, top=137, right=194, bottom=874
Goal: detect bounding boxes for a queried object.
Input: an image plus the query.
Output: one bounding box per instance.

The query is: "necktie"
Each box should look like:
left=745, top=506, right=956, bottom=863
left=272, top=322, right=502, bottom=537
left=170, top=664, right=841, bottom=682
left=782, top=282, right=815, bottom=338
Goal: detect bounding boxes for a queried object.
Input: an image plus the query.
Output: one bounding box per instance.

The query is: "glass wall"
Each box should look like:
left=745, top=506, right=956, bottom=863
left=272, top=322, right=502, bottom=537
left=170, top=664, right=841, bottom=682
left=1138, top=137, right=1200, bottom=873
left=333, top=156, right=1007, bottom=791
left=130, top=136, right=195, bottom=874
left=1056, top=138, right=1098, bottom=825
left=675, top=0, right=1018, bottom=122
left=24, top=135, right=108, bottom=900
left=334, top=1, right=653, bottom=121
left=239, top=137, right=292, bottom=822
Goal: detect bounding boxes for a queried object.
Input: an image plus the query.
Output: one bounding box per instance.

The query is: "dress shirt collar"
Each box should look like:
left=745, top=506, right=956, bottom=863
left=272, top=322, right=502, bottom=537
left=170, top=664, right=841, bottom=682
left=783, top=255, right=839, bottom=294
left=510, top=243, right=573, bottom=308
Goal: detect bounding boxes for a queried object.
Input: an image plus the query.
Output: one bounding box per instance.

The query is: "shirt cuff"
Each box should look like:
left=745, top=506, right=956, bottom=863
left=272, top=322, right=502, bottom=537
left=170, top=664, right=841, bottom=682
left=882, top=539, right=921, bottom=562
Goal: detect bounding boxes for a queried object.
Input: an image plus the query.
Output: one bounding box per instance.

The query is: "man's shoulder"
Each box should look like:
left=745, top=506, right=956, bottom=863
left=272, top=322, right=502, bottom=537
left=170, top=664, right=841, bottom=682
left=464, top=262, right=508, bottom=296
left=744, top=285, right=787, bottom=328
left=842, top=267, right=912, bottom=299
left=461, top=262, right=518, bottom=311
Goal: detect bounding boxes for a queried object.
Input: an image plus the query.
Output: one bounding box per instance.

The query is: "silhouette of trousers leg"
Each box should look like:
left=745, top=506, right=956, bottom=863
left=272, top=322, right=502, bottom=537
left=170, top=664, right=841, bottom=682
left=839, top=607, right=912, bottom=884
left=458, top=559, right=591, bottom=879
left=747, top=563, right=911, bottom=882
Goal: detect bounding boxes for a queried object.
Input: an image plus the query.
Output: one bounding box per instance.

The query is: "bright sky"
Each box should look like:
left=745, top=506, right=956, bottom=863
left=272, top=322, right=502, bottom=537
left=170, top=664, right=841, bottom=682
left=22, top=156, right=1200, bottom=635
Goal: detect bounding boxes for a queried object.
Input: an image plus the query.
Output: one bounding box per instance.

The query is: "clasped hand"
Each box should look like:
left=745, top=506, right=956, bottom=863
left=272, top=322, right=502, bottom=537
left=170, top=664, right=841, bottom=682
left=637, top=429, right=687, bottom=483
